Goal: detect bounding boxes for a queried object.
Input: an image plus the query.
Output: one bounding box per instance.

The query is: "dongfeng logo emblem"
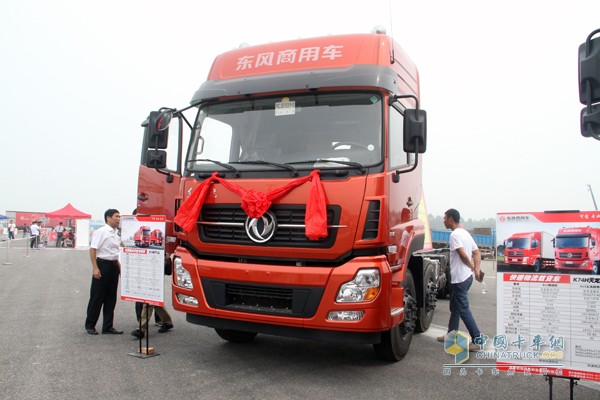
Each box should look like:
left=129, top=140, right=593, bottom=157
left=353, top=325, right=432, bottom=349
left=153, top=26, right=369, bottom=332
left=245, top=210, right=277, bottom=243
left=567, top=253, right=573, bottom=258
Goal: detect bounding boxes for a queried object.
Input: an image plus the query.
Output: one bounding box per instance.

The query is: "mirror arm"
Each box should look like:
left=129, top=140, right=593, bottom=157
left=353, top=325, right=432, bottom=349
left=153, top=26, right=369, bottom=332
left=392, top=138, right=420, bottom=183
left=389, top=94, right=419, bottom=110
left=155, top=168, right=173, bottom=183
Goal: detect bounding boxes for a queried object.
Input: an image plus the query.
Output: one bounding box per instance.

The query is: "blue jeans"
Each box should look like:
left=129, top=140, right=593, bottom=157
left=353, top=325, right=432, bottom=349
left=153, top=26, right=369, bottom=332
left=448, top=275, right=480, bottom=343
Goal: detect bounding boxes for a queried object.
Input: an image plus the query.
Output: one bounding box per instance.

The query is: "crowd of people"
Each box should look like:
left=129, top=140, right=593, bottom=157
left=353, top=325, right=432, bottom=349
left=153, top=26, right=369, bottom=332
left=3, top=220, right=77, bottom=248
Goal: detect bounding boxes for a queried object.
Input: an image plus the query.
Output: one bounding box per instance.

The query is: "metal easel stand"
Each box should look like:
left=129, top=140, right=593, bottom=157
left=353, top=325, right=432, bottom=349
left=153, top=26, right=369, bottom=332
left=128, top=302, right=160, bottom=359
left=3, top=239, right=13, bottom=265
left=545, top=375, right=579, bottom=400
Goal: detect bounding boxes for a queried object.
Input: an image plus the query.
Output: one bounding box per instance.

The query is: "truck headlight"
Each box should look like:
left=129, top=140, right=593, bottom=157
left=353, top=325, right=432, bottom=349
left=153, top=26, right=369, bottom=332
left=336, top=268, right=380, bottom=303
left=174, top=257, right=193, bottom=289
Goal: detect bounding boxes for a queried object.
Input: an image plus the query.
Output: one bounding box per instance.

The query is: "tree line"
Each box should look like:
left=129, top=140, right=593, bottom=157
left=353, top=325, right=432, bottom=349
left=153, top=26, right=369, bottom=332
left=428, top=214, right=495, bottom=231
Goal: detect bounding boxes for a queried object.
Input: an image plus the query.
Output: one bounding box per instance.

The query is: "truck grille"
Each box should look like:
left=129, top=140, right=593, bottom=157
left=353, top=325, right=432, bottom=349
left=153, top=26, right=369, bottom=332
left=558, top=252, right=583, bottom=259
left=507, top=251, right=524, bottom=256
left=201, top=279, right=324, bottom=317
left=198, top=204, right=340, bottom=248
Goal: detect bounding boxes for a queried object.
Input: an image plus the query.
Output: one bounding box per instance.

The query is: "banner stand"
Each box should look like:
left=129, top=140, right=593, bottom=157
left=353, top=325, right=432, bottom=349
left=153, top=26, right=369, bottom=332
left=544, top=375, right=579, bottom=400
left=128, top=303, right=159, bottom=359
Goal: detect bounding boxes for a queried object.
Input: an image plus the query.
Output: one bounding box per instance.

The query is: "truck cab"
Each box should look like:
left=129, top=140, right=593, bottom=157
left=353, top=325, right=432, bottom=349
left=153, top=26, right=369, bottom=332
left=137, top=32, right=444, bottom=361
left=555, top=227, right=600, bottom=274
left=505, top=231, right=555, bottom=272
left=133, top=226, right=151, bottom=248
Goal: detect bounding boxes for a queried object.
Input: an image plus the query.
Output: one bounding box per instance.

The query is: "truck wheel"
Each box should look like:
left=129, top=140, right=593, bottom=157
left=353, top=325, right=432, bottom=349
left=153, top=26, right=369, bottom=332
left=214, top=329, right=258, bottom=343
left=593, top=262, right=599, bottom=275
left=533, top=259, right=542, bottom=273
left=373, top=270, right=416, bottom=361
left=415, top=263, right=436, bottom=333
left=436, top=269, right=450, bottom=299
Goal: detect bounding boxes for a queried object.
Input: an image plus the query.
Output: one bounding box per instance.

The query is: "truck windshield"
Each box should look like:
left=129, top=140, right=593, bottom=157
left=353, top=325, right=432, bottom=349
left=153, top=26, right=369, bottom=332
left=506, top=238, right=530, bottom=249
left=187, top=92, right=382, bottom=172
left=555, top=235, right=589, bottom=249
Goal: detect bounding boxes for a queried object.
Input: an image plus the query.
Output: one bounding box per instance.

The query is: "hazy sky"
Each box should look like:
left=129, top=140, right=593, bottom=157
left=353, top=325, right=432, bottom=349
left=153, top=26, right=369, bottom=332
left=2, top=0, right=599, bottom=221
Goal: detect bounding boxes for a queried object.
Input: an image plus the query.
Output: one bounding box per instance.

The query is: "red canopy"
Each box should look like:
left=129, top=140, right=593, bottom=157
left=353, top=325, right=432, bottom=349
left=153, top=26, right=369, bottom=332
left=45, top=203, right=91, bottom=219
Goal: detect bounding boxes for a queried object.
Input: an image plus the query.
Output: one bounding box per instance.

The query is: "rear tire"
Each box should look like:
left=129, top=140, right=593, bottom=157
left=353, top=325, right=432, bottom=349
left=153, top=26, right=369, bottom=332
left=373, top=270, right=416, bottom=361
left=415, top=263, right=436, bottom=333
left=436, top=269, right=450, bottom=299
left=215, top=329, right=258, bottom=343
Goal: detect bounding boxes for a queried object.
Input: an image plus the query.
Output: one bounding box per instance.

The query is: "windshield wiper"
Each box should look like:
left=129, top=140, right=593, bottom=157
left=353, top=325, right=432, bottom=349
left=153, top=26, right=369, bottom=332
left=187, top=159, right=240, bottom=177
left=286, top=159, right=365, bottom=174
left=231, top=160, right=298, bottom=177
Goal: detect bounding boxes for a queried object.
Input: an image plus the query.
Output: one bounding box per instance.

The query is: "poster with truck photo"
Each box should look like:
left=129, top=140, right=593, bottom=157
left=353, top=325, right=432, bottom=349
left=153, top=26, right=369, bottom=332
left=496, top=210, right=600, bottom=274
left=119, top=215, right=166, bottom=306
left=495, top=210, right=600, bottom=382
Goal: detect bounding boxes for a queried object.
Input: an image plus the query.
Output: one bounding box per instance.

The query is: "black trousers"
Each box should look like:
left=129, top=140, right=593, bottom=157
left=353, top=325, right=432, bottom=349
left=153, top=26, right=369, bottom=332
left=55, top=232, right=63, bottom=247
left=85, top=258, right=120, bottom=331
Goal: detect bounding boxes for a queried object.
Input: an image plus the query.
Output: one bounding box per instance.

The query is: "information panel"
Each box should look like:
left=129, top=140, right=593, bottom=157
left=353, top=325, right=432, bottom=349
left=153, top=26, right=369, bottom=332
left=120, top=215, right=166, bottom=306
left=497, top=272, right=600, bottom=381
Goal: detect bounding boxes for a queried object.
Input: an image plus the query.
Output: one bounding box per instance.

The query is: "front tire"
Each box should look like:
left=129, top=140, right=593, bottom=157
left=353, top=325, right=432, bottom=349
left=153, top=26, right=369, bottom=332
left=533, top=259, right=542, bottom=273
left=373, top=270, right=416, bottom=361
left=215, top=329, right=258, bottom=343
left=593, top=261, right=599, bottom=275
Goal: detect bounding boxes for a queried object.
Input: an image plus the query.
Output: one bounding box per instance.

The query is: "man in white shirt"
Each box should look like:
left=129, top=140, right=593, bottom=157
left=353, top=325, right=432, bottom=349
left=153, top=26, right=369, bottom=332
left=54, top=222, right=65, bottom=247
left=29, top=221, right=40, bottom=248
left=437, top=208, right=482, bottom=351
left=7, top=220, right=16, bottom=240
left=84, top=209, right=123, bottom=335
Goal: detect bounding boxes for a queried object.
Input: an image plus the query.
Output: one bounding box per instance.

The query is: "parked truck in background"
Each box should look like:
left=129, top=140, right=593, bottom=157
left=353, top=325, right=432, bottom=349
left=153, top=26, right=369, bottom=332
left=133, top=226, right=151, bottom=248
left=431, top=229, right=495, bottom=259
left=554, top=227, right=600, bottom=274
left=136, top=30, right=450, bottom=361
left=504, top=231, right=555, bottom=272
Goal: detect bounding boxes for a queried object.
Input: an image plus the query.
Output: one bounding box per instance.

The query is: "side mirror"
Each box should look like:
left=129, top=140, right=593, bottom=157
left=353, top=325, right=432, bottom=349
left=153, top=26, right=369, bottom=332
left=581, top=104, right=600, bottom=137
left=146, top=110, right=172, bottom=149
left=579, top=31, right=600, bottom=105
left=146, top=150, right=167, bottom=169
left=403, top=109, right=427, bottom=153
left=579, top=29, right=600, bottom=138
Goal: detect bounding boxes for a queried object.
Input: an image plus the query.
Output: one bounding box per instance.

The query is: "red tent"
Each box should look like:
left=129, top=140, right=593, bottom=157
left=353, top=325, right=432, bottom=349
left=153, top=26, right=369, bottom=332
left=45, top=203, right=91, bottom=219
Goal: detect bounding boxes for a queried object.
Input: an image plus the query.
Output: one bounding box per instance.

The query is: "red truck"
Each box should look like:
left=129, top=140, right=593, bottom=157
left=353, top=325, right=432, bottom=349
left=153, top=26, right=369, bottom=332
left=554, top=227, right=600, bottom=274
left=136, top=31, right=449, bottom=361
left=133, top=226, right=151, bottom=247
left=150, top=229, right=163, bottom=246
left=504, top=231, right=555, bottom=272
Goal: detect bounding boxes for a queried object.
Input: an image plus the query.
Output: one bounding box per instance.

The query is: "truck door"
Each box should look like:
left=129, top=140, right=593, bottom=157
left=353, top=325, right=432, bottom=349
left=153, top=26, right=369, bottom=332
left=137, top=110, right=188, bottom=253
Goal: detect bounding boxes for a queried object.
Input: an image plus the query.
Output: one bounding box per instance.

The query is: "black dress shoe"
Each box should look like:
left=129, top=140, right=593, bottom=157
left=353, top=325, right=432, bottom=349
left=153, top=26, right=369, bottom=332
left=102, top=327, right=124, bottom=334
left=86, top=328, right=99, bottom=335
left=131, top=329, right=145, bottom=339
left=158, top=323, right=174, bottom=333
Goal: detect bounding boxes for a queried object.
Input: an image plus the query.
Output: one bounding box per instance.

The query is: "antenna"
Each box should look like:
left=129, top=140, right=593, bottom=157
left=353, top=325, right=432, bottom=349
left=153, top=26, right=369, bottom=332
left=588, top=184, right=598, bottom=210
left=388, top=0, right=394, bottom=41
left=388, top=0, right=395, bottom=63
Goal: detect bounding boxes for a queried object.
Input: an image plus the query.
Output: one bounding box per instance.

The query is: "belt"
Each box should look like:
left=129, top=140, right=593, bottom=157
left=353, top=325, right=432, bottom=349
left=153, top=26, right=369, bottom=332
left=97, top=258, right=118, bottom=263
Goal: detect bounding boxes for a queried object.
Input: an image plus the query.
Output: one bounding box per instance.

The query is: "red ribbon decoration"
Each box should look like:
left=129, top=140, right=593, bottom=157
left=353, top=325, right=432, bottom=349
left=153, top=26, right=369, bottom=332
left=174, top=170, right=328, bottom=240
